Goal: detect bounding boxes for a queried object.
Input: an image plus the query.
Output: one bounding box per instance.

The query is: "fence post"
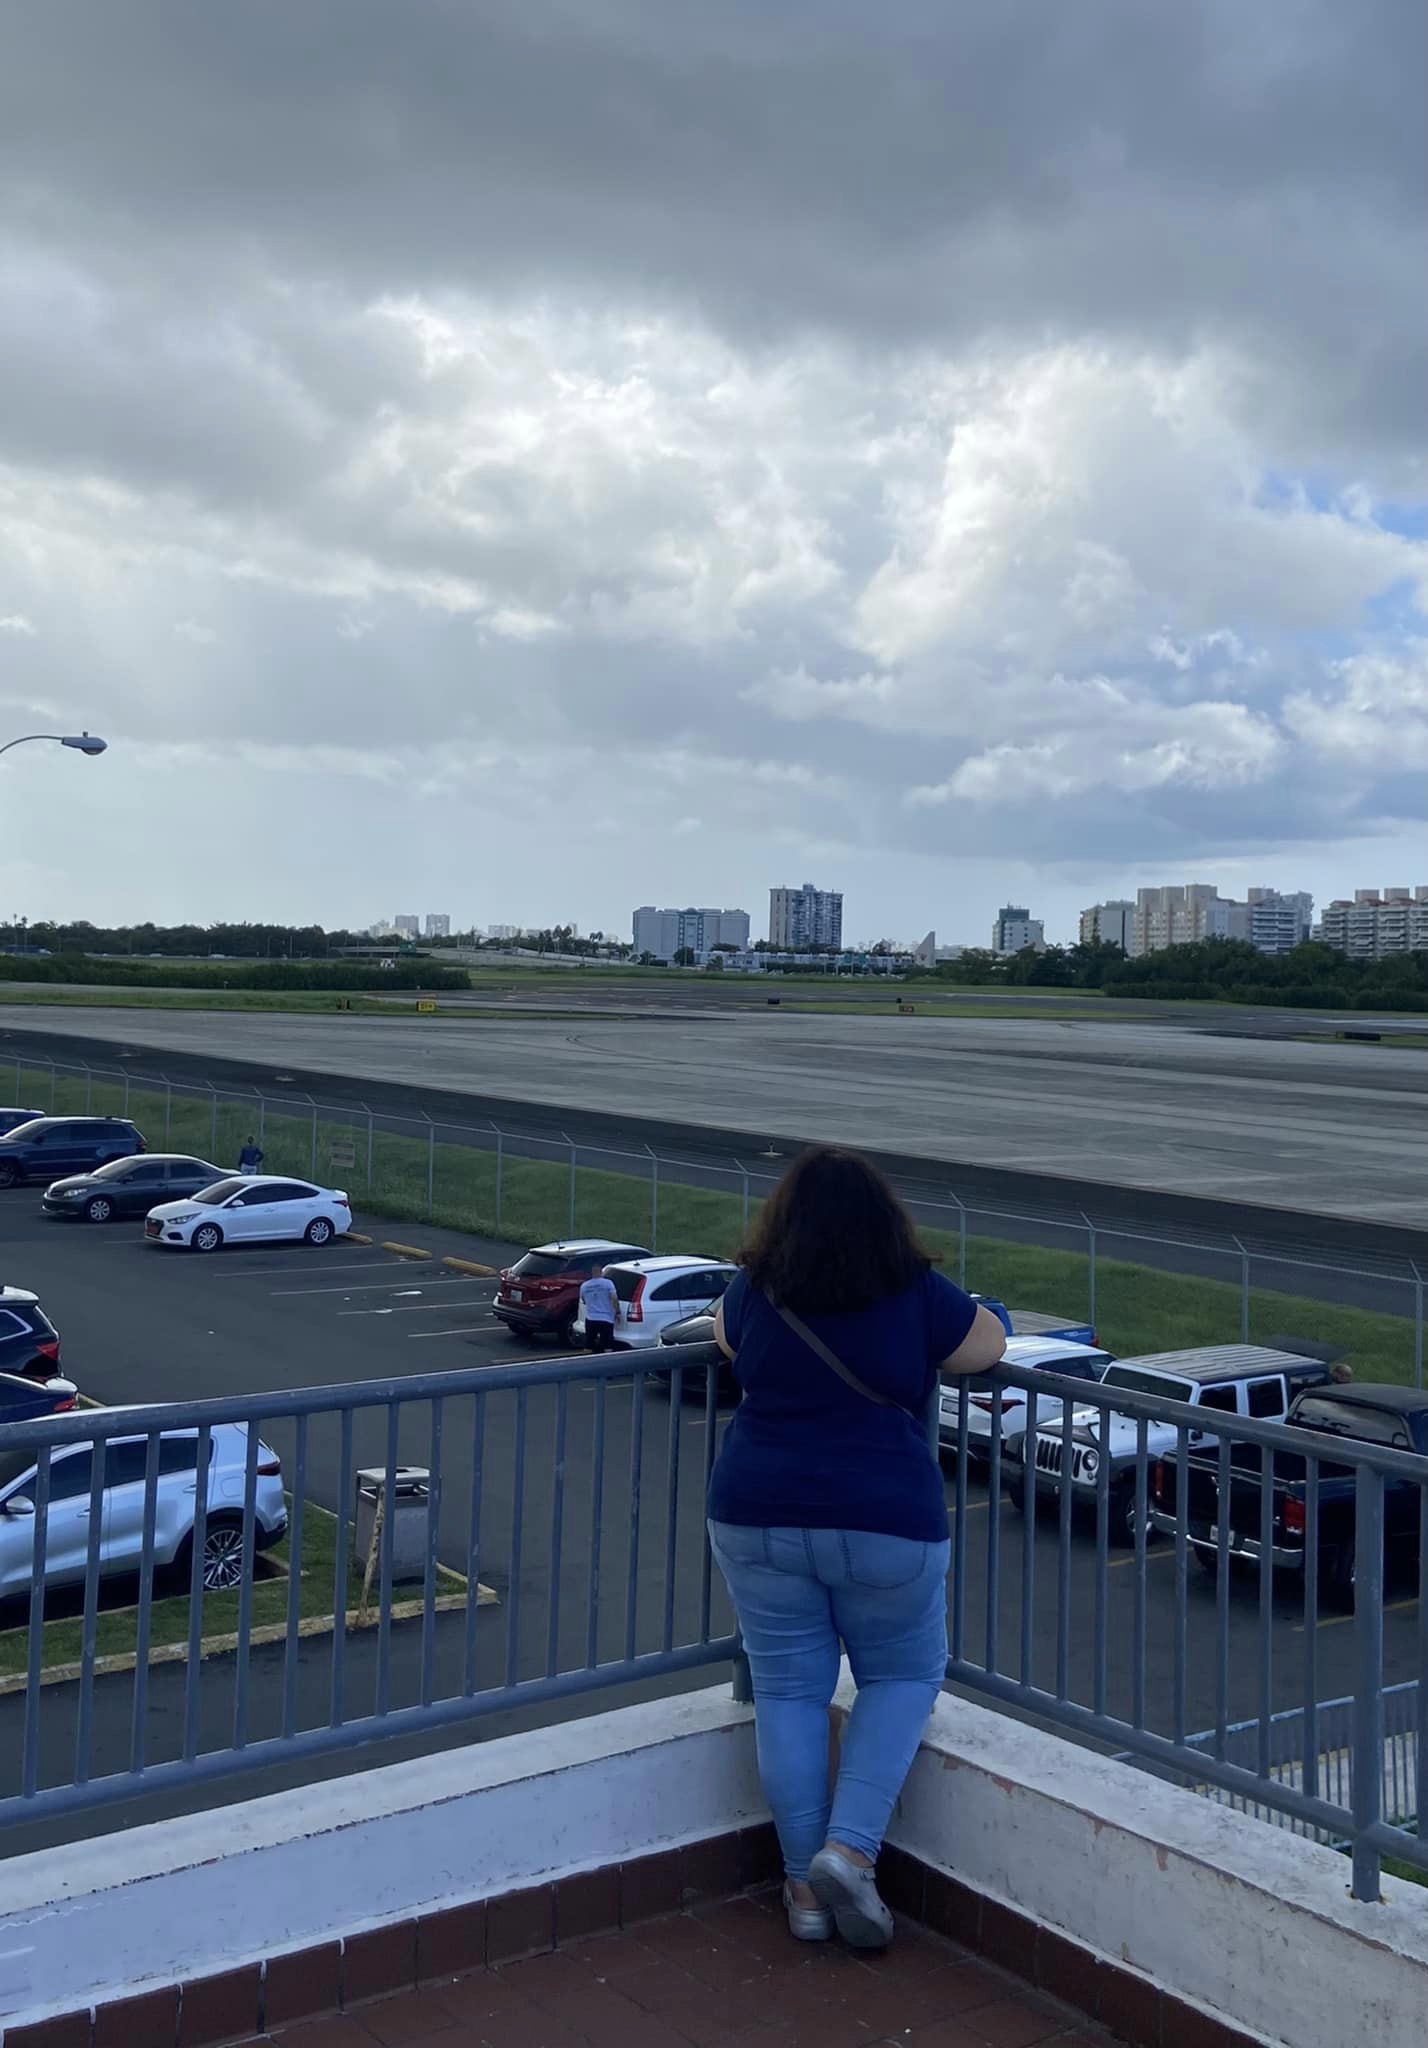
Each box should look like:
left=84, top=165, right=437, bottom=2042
left=1232, top=1234, right=1250, bottom=1341
left=1081, top=1212, right=1097, bottom=1331
left=1350, top=1465, right=1386, bottom=1900
left=494, top=1124, right=505, bottom=1233
left=426, top=1117, right=435, bottom=1218
left=648, top=1146, right=659, bottom=1252
left=735, top=1159, right=750, bottom=1232
left=83, top=1063, right=92, bottom=1114
left=1414, top=1263, right=1424, bottom=1391
left=731, top=1635, right=753, bottom=1704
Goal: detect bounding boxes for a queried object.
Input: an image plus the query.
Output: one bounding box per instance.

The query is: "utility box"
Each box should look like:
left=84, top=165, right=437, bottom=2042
left=354, top=1466, right=430, bottom=1584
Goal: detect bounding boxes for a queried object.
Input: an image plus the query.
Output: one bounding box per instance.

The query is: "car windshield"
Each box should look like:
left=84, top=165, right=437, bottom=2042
left=0, top=1118, right=49, bottom=1142
left=193, top=1178, right=246, bottom=1205
left=0, top=1448, right=36, bottom=1494
left=1101, top=1368, right=1194, bottom=1402
left=91, top=1158, right=137, bottom=1181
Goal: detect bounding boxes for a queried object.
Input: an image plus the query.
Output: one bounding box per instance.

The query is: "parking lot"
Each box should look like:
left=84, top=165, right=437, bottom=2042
left=1, top=1188, right=1421, bottom=1850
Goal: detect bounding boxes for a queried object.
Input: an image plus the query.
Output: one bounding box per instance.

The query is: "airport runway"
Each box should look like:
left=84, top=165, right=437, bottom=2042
left=7, top=1005, right=1428, bottom=1229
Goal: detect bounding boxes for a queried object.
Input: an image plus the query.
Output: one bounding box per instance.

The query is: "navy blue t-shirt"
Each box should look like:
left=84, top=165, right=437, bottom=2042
left=706, top=1268, right=976, bottom=1542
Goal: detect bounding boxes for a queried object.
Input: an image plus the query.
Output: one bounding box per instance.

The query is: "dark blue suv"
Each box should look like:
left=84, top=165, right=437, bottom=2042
left=0, top=1116, right=146, bottom=1189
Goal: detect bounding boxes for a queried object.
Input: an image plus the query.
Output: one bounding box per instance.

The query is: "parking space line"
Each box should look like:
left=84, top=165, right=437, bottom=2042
left=1294, top=1596, right=1418, bottom=1633
left=340, top=1298, right=500, bottom=1317
left=206, top=1258, right=422, bottom=1280
left=274, top=1277, right=495, bottom=1298
left=409, top=1323, right=517, bottom=1340
left=1107, top=1548, right=1179, bottom=1570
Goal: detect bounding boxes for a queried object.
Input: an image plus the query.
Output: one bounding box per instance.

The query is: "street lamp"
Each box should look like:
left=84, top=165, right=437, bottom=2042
left=0, top=731, right=108, bottom=759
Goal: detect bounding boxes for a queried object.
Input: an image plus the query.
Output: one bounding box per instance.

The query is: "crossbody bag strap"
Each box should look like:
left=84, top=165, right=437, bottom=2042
left=774, top=1302, right=893, bottom=1407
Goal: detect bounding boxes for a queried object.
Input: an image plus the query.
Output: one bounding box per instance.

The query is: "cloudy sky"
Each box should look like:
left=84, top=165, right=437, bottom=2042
left=1, top=1, right=1425, bottom=946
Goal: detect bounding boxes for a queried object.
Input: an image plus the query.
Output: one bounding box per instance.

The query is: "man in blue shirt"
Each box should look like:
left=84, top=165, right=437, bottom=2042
left=238, top=1136, right=264, bottom=1175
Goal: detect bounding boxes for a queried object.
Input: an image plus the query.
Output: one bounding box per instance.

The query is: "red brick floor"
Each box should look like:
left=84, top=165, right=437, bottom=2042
left=237, top=1889, right=1130, bottom=2047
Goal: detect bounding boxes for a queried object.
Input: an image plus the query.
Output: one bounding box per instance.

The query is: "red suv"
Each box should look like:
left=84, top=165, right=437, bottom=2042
left=494, top=1239, right=650, bottom=1344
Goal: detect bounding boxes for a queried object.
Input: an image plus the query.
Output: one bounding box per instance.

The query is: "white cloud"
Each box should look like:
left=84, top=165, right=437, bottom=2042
left=172, top=618, right=218, bottom=645
left=1285, top=643, right=1428, bottom=768
left=0, top=612, right=37, bottom=634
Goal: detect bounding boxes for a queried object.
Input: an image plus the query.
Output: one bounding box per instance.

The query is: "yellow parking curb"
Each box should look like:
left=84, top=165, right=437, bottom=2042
left=443, top=1256, right=497, bottom=1276
left=381, top=1241, right=433, bottom=1260
left=343, top=1231, right=374, bottom=1245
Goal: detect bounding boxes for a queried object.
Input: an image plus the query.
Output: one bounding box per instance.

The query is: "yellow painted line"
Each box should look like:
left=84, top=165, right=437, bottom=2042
left=1107, top=1548, right=1179, bottom=1570
left=1293, top=1596, right=1418, bottom=1634
left=342, top=1231, right=374, bottom=1245
left=381, top=1241, right=433, bottom=1260
left=443, top=1255, right=497, bottom=1277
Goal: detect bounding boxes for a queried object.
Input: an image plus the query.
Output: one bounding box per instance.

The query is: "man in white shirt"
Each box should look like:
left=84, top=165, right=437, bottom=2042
left=579, top=1270, right=619, bottom=1353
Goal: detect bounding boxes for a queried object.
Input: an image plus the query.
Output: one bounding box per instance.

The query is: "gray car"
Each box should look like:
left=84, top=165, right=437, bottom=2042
left=0, top=1419, right=287, bottom=1598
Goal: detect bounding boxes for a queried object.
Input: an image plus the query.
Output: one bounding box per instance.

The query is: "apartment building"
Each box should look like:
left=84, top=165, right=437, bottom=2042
left=424, top=914, right=451, bottom=939
left=393, top=915, right=420, bottom=939
left=632, top=905, right=751, bottom=962
left=1246, top=888, right=1313, bottom=956
left=768, top=882, right=843, bottom=950
left=991, top=906, right=1045, bottom=955
left=1320, top=887, right=1428, bottom=959
left=1078, top=900, right=1134, bottom=951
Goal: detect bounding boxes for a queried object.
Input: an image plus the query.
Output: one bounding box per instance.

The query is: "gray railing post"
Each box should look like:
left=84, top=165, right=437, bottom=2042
left=735, top=1159, right=750, bottom=1232
left=426, top=1116, right=436, bottom=1217
left=494, top=1124, right=505, bottom=1232
left=566, top=1133, right=577, bottom=1236
left=1414, top=1263, right=1424, bottom=1391
left=163, top=1077, right=172, bottom=1144
left=209, top=1085, right=218, bottom=1159
left=956, top=1195, right=968, bottom=1288
left=310, top=1098, right=319, bottom=1178
left=1232, top=1234, right=1250, bottom=1341
left=12, top=1056, right=19, bottom=1099
left=47, top=1059, right=55, bottom=1110
left=1350, top=1466, right=1386, bottom=1901
left=731, top=1637, right=753, bottom=1704
left=83, top=1062, right=92, bottom=1114
left=122, top=1072, right=130, bottom=1117
left=648, top=1146, right=659, bottom=1252
left=364, top=1105, right=374, bottom=1189
left=257, top=1094, right=265, bottom=1148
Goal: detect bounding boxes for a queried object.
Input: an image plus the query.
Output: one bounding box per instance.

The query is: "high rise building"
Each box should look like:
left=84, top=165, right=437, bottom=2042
left=424, top=914, right=451, bottom=939
left=1320, top=887, right=1428, bottom=960
left=768, top=883, right=843, bottom=951
left=1246, top=889, right=1313, bottom=957
left=632, top=906, right=751, bottom=963
left=1078, top=901, right=1134, bottom=952
left=394, top=915, right=420, bottom=939
left=991, top=906, right=1045, bottom=955
left=485, top=925, right=520, bottom=941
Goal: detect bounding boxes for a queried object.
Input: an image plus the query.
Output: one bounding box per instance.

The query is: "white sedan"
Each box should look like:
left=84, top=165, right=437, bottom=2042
left=144, top=1174, right=351, bottom=1253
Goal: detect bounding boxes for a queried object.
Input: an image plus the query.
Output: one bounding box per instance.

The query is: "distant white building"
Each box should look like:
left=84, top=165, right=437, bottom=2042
left=768, top=883, right=843, bottom=951
left=992, top=906, right=1045, bottom=955
left=1246, top=888, right=1313, bottom=956
left=632, top=905, right=751, bottom=963
left=394, top=915, right=420, bottom=939
left=485, top=924, right=520, bottom=941
left=1320, top=887, right=1428, bottom=960
left=424, top=914, right=451, bottom=939
left=1078, top=901, right=1134, bottom=952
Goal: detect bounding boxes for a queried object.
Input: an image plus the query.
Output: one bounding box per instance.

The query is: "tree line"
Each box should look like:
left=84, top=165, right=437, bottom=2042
left=915, top=936, right=1428, bottom=1009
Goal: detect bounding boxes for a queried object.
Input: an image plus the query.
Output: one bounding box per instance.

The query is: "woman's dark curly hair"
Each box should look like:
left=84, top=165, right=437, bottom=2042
left=738, top=1145, right=930, bottom=1315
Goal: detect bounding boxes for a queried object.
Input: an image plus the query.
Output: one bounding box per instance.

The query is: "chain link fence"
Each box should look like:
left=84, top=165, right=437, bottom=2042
left=8, top=1048, right=1425, bottom=1379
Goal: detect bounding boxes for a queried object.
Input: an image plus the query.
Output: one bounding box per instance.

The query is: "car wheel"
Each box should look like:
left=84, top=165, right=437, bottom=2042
left=0, top=1162, right=18, bottom=1190
left=1327, top=1541, right=1356, bottom=1610
left=175, top=1517, right=248, bottom=1593
left=1111, top=1482, right=1153, bottom=1548
left=84, top=1195, right=114, bottom=1224
left=191, top=1222, right=224, bottom=1254
left=303, top=1216, right=334, bottom=1246
left=508, top=1326, right=537, bottom=1345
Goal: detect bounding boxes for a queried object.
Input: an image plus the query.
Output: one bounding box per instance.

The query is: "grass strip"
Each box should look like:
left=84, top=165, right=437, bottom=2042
left=0, top=1501, right=492, bottom=1685
left=20, top=1073, right=1421, bottom=1386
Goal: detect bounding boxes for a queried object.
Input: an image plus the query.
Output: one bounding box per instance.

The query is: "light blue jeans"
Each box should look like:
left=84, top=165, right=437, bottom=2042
left=709, top=1522, right=951, bottom=1880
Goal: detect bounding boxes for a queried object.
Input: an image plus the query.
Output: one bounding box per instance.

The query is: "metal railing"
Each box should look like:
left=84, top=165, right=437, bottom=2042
left=2, top=1343, right=1425, bottom=1905
left=0, top=1351, right=736, bottom=1831
left=7, top=1047, right=1427, bottom=1374
left=943, top=1360, right=1428, bottom=1901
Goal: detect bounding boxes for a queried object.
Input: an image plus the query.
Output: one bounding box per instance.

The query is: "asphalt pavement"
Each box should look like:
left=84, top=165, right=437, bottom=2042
left=0, top=1192, right=1417, bottom=1854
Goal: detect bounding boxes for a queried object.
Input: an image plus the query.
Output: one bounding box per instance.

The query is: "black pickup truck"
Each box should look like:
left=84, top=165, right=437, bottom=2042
left=1150, top=1384, right=1428, bottom=1604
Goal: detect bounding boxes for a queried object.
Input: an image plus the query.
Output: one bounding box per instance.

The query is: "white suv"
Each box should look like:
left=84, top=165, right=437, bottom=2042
left=942, top=1336, right=1114, bottom=1457
left=575, top=1256, right=738, bottom=1350
left=0, top=1420, right=287, bottom=1599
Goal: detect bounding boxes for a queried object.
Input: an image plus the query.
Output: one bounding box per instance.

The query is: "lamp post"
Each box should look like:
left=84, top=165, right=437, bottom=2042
left=0, top=731, right=108, bottom=760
